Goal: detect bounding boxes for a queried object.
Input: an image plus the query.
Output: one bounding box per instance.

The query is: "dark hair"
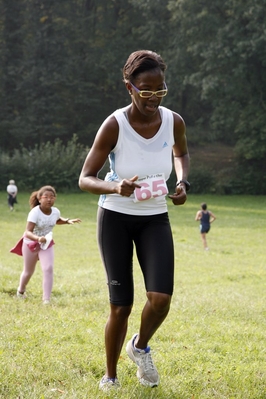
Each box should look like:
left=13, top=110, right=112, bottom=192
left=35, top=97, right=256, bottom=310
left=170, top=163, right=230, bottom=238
left=123, top=50, right=167, bottom=83
left=201, top=203, right=207, bottom=210
left=29, top=185, right=57, bottom=209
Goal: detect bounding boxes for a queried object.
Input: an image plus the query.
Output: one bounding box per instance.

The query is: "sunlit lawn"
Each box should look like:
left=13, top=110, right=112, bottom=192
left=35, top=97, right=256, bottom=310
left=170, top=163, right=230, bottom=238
left=0, top=191, right=266, bottom=398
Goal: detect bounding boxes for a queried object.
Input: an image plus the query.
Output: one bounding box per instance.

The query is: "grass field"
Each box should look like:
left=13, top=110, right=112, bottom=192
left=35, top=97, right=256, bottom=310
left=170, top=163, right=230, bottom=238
left=0, top=191, right=266, bottom=399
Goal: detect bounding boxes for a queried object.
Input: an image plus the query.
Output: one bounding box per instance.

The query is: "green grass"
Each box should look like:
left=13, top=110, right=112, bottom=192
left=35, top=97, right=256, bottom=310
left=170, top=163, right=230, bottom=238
left=0, top=191, right=266, bottom=398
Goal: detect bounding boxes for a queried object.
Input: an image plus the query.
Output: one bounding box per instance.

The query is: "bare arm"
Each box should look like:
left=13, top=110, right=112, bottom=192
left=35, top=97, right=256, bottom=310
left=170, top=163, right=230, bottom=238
left=56, top=217, right=81, bottom=225
left=79, top=116, right=141, bottom=197
left=195, top=211, right=202, bottom=221
left=209, top=211, right=216, bottom=223
left=24, top=221, right=45, bottom=243
left=168, top=112, right=190, bottom=205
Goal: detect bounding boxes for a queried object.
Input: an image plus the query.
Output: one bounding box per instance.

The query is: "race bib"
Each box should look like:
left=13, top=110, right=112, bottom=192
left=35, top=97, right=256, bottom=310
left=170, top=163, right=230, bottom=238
left=134, top=173, right=168, bottom=202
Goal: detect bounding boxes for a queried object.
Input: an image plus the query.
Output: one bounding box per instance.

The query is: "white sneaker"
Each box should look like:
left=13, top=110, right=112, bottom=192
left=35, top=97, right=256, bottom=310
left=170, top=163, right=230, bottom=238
left=17, top=289, right=26, bottom=299
left=99, top=376, right=120, bottom=392
left=126, top=334, right=159, bottom=387
left=43, top=300, right=50, bottom=305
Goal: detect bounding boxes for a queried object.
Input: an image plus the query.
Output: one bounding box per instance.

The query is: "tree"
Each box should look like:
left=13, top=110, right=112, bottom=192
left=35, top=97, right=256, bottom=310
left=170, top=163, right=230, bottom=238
left=0, top=0, right=25, bottom=149
left=1, top=0, right=266, bottom=192
left=167, top=0, right=266, bottom=192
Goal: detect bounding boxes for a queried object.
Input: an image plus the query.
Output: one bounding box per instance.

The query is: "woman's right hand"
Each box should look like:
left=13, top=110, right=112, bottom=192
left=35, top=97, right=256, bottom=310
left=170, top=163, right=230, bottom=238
left=115, top=176, right=141, bottom=197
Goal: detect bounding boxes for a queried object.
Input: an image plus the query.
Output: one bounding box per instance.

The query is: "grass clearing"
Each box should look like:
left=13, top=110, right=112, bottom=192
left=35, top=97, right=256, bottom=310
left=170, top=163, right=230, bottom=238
left=0, top=191, right=266, bottom=398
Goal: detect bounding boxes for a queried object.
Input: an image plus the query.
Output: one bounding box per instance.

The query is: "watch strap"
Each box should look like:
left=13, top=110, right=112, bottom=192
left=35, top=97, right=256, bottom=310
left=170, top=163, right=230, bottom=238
left=176, top=180, right=190, bottom=191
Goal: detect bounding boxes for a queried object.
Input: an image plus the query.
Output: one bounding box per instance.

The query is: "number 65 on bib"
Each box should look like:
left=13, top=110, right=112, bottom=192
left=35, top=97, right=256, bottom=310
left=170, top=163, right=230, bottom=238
left=133, top=173, right=168, bottom=202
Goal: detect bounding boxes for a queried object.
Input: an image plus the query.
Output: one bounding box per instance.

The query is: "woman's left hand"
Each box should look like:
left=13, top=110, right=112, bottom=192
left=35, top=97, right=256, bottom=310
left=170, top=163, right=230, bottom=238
left=168, top=186, right=187, bottom=205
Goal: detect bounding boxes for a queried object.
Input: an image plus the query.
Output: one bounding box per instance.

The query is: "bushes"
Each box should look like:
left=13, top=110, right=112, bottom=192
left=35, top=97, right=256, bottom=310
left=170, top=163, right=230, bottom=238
left=2, top=135, right=262, bottom=195
left=168, top=165, right=243, bottom=195
left=188, top=167, right=216, bottom=194
left=0, top=135, right=88, bottom=192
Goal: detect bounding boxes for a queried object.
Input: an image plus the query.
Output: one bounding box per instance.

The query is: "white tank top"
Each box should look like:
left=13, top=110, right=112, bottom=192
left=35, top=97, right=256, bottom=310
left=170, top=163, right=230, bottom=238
left=98, top=105, right=175, bottom=216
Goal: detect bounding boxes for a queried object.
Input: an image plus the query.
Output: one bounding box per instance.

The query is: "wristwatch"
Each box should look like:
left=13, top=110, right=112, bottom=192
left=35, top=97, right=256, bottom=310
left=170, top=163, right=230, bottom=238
left=176, top=180, right=190, bottom=192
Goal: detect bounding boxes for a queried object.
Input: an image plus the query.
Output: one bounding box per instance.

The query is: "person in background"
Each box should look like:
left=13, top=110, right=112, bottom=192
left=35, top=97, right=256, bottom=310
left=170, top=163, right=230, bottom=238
left=195, top=202, right=216, bottom=250
left=7, top=179, right=18, bottom=211
left=12, top=185, right=81, bottom=304
left=79, top=49, right=190, bottom=391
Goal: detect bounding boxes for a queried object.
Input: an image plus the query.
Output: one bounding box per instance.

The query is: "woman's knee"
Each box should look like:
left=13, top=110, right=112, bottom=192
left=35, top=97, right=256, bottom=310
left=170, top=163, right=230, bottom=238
left=110, top=304, right=132, bottom=320
left=147, top=292, right=171, bottom=314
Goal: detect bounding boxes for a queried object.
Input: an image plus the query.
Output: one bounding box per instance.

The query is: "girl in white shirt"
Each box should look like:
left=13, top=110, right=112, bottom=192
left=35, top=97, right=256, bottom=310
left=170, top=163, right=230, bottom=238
left=16, top=185, right=81, bottom=304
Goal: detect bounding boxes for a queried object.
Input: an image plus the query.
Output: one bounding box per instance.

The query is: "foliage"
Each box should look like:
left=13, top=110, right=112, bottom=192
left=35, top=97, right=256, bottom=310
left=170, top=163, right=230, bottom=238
left=0, top=0, right=147, bottom=149
left=167, top=0, right=266, bottom=191
left=168, top=0, right=266, bottom=136
left=1, top=192, right=266, bottom=398
left=0, top=0, right=266, bottom=193
left=188, top=166, right=215, bottom=194
left=0, top=135, right=87, bottom=192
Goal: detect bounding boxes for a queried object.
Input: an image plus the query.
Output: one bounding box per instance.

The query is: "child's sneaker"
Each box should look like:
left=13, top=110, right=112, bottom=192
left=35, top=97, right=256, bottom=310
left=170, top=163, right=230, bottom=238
left=126, top=333, right=159, bottom=387
left=17, top=289, right=26, bottom=299
left=99, top=376, right=120, bottom=392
